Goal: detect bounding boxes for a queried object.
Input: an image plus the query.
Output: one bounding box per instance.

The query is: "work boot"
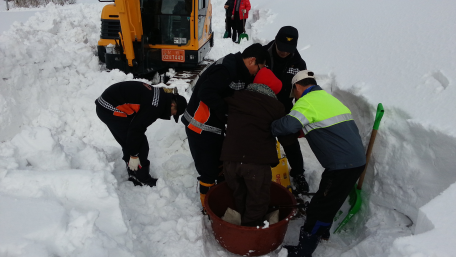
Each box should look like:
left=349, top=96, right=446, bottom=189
left=128, top=166, right=158, bottom=187
left=292, top=173, right=309, bottom=194
left=284, top=227, right=321, bottom=257
left=199, top=181, right=215, bottom=214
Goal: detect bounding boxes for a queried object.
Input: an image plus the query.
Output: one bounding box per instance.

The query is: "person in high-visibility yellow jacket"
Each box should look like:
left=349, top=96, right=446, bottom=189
left=271, top=70, right=366, bottom=257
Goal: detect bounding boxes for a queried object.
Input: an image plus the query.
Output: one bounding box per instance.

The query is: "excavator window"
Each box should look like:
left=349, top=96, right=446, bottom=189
left=141, top=0, right=192, bottom=45
left=141, top=0, right=192, bottom=15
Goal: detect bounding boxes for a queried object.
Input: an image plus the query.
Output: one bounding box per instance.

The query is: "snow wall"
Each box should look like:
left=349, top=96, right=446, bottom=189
left=244, top=1, right=456, bottom=256
left=1, top=0, right=456, bottom=256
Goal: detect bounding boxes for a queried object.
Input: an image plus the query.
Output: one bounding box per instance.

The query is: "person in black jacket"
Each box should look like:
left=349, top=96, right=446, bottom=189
left=221, top=67, right=295, bottom=226
left=95, top=81, right=187, bottom=187
left=182, top=43, right=268, bottom=210
left=223, top=0, right=234, bottom=38
left=263, top=26, right=309, bottom=195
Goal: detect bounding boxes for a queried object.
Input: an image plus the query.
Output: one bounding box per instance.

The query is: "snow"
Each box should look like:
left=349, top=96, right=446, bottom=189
left=0, top=0, right=456, bottom=256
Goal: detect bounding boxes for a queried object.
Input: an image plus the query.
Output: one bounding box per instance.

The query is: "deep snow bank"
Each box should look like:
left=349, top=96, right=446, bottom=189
left=1, top=0, right=456, bottom=256
left=0, top=165, right=129, bottom=256
left=389, top=182, right=456, bottom=257
left=248, top=0, right=456, bottom=255
left=0, top=3, right=215, bottom=256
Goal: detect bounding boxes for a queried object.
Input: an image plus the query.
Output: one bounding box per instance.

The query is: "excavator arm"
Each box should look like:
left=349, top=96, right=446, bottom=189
left=116, top=0, right=143, bottom=67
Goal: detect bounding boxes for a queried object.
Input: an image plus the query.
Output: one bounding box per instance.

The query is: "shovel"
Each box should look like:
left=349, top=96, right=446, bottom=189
left=238, top=12, right=249, bottom=42
left=332, top=103, right=385, bottom=233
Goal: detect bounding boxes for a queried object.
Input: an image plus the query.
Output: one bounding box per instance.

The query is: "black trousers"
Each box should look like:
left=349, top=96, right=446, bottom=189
left=231, top=12, right=245, bottom=42
left=225, top=13, right=233, bottom=36
left=185, top=127, right=224, bottom=185
left=224, top=161, right=272, bottom=225
left=96, top=106, right=150, bottom=168
left=284, top=139, right=305, bottom=177
left=303, top=165, right=365, bottom=235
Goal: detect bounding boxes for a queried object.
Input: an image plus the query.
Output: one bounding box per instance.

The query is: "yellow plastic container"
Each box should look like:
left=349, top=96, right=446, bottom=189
left=271, top=142, right=292, bottom=192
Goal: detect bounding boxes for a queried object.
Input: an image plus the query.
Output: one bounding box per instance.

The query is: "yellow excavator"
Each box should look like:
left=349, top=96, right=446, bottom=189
left=97, top=0, right=213, bottom=75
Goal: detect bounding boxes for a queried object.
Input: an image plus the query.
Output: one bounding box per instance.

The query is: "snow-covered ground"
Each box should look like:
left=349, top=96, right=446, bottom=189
left=1, top=0, right=455, bottom=256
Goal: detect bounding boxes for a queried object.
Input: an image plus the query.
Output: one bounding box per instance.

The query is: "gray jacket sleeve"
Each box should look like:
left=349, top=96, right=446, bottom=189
left=271, top=115, right=303, bottom=136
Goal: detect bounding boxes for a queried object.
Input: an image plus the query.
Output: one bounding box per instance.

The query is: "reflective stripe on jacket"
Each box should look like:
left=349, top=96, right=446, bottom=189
left=289, top=89, right=352, bottom=135
left=182, top=52, right=253, bottom=135
left=271, top=85, right=366, bottom=170
left=183, top=102, right=222, bottom=135
left=95, top=81, right=172, bottom=156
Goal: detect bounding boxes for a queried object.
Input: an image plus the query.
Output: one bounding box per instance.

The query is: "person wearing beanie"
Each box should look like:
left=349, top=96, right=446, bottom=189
left=271, top=70, right=366, bottom=257
left=263, top=25, right=309, bottom=195
left=220, top=67, right=296, bottom=226
left=95, top=81, right=187, bottom=187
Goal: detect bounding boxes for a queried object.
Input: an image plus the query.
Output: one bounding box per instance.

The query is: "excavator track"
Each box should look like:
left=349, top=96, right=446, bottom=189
left=166, top=60, right=214, bottom=91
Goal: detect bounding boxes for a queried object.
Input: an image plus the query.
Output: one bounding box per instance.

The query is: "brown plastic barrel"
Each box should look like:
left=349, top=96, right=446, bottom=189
left=204, top=181, right=297, bottom=256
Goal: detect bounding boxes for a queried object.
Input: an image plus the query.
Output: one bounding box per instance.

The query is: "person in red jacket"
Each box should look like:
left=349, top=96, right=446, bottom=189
left=95, top=81, right=187, bottom=187
left=231, top=0, right=251, bottom=43
left=221, top=68, right=295, bottom=226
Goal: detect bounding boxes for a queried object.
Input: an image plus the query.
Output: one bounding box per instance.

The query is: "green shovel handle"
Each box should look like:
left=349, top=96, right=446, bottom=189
left=334, top=103, right=385, bottom=233
left=357, top=103, right=384, bottom=190
left=373, top=103, right=384, bottom=130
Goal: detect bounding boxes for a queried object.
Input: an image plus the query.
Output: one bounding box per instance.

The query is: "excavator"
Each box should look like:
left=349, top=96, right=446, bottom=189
left=97, top=0, right=213, bottom=75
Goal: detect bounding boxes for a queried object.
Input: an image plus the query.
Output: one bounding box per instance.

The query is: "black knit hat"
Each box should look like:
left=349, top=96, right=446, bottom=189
left=275, top=26, right=299, bottom=53
left=173, top=94, right=187, bottom=123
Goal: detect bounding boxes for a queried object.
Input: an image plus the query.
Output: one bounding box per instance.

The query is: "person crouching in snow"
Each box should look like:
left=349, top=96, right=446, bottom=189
left=220, top=68, right=296, bottom=226
left=95, top=81, right=187, bottom=187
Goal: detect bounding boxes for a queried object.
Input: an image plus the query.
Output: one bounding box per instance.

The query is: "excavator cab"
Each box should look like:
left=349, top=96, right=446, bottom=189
left=142, top=0, right=192, bottom=45
left=97, top=0, right=213, bottom=75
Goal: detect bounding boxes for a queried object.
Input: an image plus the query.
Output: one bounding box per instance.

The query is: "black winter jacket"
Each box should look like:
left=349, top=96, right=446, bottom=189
left=221, top=84, right=295, bottom=165
left=95, top=81, right=172, bottom=156
left=263, top=40, right=307, bottom=113
left=181, top=52, right=253, bottom=135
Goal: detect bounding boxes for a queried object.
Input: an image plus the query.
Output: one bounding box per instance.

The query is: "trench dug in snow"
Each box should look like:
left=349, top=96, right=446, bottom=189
left=110, top=72, right=456, bottom=257
left=1, top=2, right=456, bottom=256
